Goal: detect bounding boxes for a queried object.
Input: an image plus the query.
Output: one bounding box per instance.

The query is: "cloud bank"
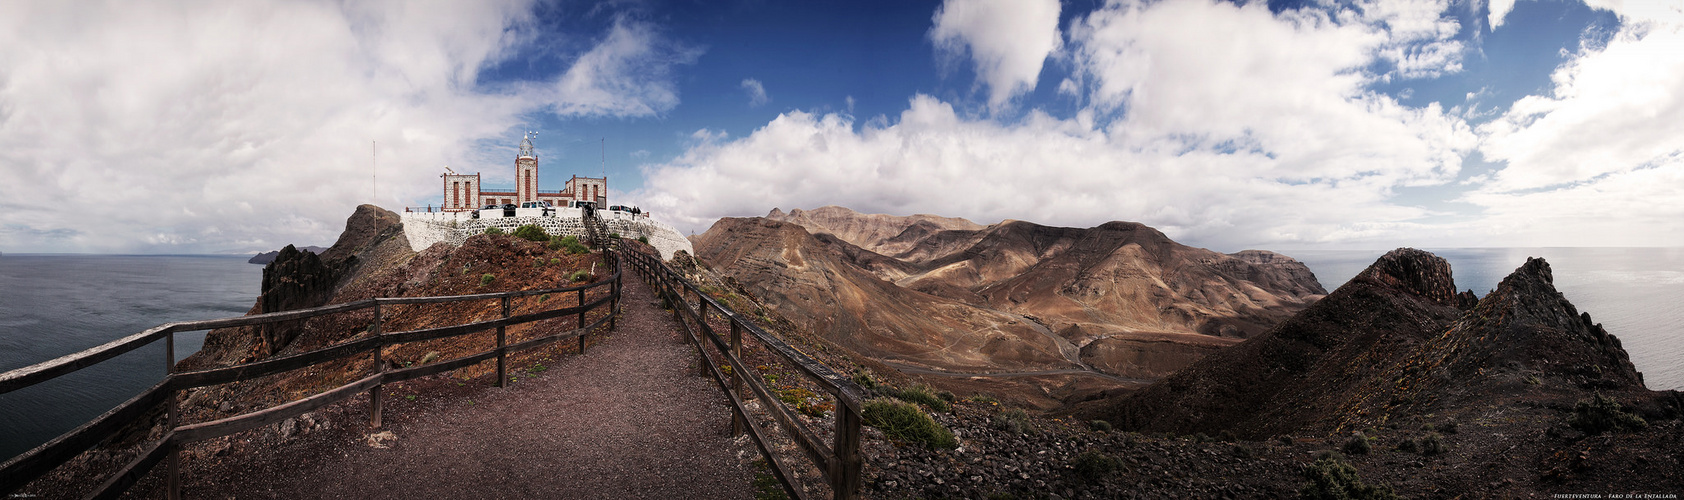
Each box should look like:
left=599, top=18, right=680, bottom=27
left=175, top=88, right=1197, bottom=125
left=0, top=1, right=695, bottom=253
left=636, top=0, right=1479, bottom=249
left=633, top=0, right=1684, bottom=249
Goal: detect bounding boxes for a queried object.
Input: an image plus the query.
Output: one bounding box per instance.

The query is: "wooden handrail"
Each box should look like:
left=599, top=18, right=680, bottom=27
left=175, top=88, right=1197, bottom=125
left=617, top=247, right=863, bottom=499
left=0, top=252, right=623, bottom=498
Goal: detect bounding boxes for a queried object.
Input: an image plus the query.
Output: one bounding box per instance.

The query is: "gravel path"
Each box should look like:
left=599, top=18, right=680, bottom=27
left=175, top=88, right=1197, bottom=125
left=176, top=272, right=757, bottom=499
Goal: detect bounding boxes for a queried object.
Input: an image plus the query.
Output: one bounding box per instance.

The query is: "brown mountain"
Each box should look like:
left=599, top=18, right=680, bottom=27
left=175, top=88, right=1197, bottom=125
left=693, top=207, right=1326, bottom=406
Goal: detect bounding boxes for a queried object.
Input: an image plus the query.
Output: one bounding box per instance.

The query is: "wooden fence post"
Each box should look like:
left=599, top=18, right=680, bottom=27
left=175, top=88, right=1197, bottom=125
left=577, top=287, right=587, bottom=354
left=371, top=304, right=384, bottom=428
left=497, top=296, right=509, bottom=387
left=165, top=329, right=180, bottom=500
left=730, top=320, right=744, bottom=437
left=833, top=403, right=863, bottom=499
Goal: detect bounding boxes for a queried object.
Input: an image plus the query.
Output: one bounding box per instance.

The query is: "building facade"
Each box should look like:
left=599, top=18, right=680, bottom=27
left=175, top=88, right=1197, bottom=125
left=440, top=132, right=607, bottom=211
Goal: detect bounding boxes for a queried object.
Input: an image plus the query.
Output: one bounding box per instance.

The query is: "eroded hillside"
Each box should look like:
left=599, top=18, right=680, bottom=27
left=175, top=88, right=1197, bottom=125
left=696, top=206, right=1327, bottom=407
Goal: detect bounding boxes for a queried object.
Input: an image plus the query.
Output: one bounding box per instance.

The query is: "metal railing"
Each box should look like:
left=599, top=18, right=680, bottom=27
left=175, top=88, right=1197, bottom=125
left=0, top=252, right=622, bottom=499
left=619, top=247, right=863, bottom=500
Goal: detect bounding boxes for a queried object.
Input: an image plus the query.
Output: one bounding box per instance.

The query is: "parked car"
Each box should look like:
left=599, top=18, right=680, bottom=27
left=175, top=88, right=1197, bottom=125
left=503, top=203, right=517, bottom=217
left=520, top=201, right=556, bottom=216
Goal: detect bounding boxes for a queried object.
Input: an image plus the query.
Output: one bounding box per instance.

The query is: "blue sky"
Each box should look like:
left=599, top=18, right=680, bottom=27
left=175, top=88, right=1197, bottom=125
left=1, top=0, right=1681, bottom=254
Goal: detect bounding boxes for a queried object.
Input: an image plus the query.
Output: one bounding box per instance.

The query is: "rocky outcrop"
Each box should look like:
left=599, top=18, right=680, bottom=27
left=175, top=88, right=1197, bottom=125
left=256, top=245, right=341, bottom=356
left=1078, top=248, right=1665, bottom=443
left=249, top=246, right=326, bottom=264
left=1075, top=248, right=1467, bottom=438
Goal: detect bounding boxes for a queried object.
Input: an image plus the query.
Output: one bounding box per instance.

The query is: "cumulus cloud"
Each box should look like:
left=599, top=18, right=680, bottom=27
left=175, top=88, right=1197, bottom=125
left=740, top=78, right=769, bottom=107
left=1460, top=2, right=1684, bottom=243
left=0, top=1, right=695, bottom=253
left=630, top=0, right=1485, bottom=250
left=929, top=0, right=1061, bottom=110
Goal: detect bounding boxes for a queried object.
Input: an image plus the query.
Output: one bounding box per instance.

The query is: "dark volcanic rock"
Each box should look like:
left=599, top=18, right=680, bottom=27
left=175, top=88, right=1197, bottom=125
left=249, top=246, right=327, bottom=264
left=1350, top=247, right=1461, bottom=308
left=257, top=245, right=340, bottom=356
left=1073, top=247, right=1467, bottom=438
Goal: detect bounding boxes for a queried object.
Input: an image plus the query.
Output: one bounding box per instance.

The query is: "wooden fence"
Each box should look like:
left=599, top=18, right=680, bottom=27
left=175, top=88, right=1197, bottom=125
left=620, top=248, right=864, bottom=500
left=0, top=252, right=621, bottom=499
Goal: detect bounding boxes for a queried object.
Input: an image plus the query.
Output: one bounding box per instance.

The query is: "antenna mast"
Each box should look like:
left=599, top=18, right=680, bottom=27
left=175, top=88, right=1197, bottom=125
left=372, top=141, right=377, bottom=204
left=600, top=137, right=605, bottom=178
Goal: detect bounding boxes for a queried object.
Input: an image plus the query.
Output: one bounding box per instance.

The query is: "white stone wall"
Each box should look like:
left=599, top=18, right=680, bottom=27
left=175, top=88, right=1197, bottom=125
left=400, top=211, right=693, bottom=260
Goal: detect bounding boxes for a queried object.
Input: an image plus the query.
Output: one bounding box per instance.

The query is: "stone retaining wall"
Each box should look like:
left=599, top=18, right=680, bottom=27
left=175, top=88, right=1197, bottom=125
left=400, top=212, right=693, bottom=260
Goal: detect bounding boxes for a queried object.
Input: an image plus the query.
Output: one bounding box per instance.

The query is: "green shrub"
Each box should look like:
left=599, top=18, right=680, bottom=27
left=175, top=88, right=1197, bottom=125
left=1089, top=420, right=1113, bottom=432
left=851, top=370, right=877, bottom=390
left=1300, top=457, right=1398, bottom=500
left=549, top=258, right=560, bottom=265
left=993, top=408, right=1034, bottom=435
left=1395, top=437, right=1418, bottom=453
left=569, top=269, right=591, bottom=282
left=484, top=226, right=505, bottom=235
left=512, top=224, right=550, bottom=242
left=637, top=235, right=649, bottom=244
left=861, top=399, right=957, bottom=449
left=554, top=235, right=588, bottom=255
left=1071, top=450, right=1121, bottom=481
left=479, top=273, right=495, bottom=286
left=1419, top=432, right=1446, bottom=456
left=1569, top=393, right=1648, bottom=435
left=1342, top=431, right=1372, bottom=455
left=972, top=393, right=998, bottom=404
left=888, top=385, right=951, bottom=412
left=608, top=232, right=621, bottom=239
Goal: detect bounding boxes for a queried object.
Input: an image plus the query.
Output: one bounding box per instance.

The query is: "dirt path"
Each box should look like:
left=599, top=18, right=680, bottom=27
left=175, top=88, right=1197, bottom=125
left=170, top=271, right=757, bottom=499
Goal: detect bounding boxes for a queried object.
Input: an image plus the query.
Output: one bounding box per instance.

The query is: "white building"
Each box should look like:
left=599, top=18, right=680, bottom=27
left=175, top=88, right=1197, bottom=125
left=439, top=132, right=606, bottom=210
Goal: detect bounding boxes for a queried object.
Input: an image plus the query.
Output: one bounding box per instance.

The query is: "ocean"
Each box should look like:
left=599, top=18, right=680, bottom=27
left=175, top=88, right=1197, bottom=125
left=0, top=248, right=1680, bottom=461
left=0, top=255, right=261, bottom=460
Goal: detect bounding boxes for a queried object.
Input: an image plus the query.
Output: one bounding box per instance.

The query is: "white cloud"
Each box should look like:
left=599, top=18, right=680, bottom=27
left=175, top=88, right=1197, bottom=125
left=1457, top=4, right=1684, bottom=243
left=631, top=0, right=1480, bottom=250
left=1488, top=0, right=1518, bottom=28
left=549, top=18, right=701, bottom=117
left=740, top=78, right=769, bottom=107
left=1477, top=20, right=1684, bottom=192
left=0, top=1, right=695, bottom=253
left=929, top=0, right=1061, bottom=110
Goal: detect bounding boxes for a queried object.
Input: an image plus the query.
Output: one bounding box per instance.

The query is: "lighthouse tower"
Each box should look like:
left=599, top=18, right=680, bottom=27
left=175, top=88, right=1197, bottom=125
left=515, top=131, right=538, bottom=204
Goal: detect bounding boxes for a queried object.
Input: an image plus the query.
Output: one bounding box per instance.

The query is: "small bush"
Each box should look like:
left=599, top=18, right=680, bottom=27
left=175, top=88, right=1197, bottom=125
left=1569, top=393, right=1648, bottom=435
left=484, top=226, right=505, bottom=235
left=851, top=370, right=877, bottom=390
left=993, top=408, right=1034, bottom=435
left=1232, top=443, right=1255, bottom=458
left=638, top=235, right=649, bottom=244
left=1419, top=432, right=1446, bottom=456
left=569, top=269, right=591, bottom=282
left=549, top=258, right=560, bottom=266
left=1395, top=437, right=1418, bottom=453
left=1300, top=457, right=1399, bottom=500
left=971, top=393, right=998, bottom=404
left=861, top=399, right=957, bottom=449
left=479, top=273, right=496, bottom=286
left=888, top=385, right=951, bottom=412
left=1278, top=435, right=1294, bottom=446
left=554, top=235, right=589, bottom=255
left=1071, top=450, right=1121, bottom=481
left=512, top=224, right=550, bottom=242
left=1343, top=431, right=1372, bottom=455
left=608, top=232, right=621, bottom=239
left=1089, top=420, right=1113, bottom=433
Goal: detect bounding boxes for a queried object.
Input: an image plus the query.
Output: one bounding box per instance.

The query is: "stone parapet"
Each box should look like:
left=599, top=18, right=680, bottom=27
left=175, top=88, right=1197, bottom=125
left=400, top=212, right=693, bottom=260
